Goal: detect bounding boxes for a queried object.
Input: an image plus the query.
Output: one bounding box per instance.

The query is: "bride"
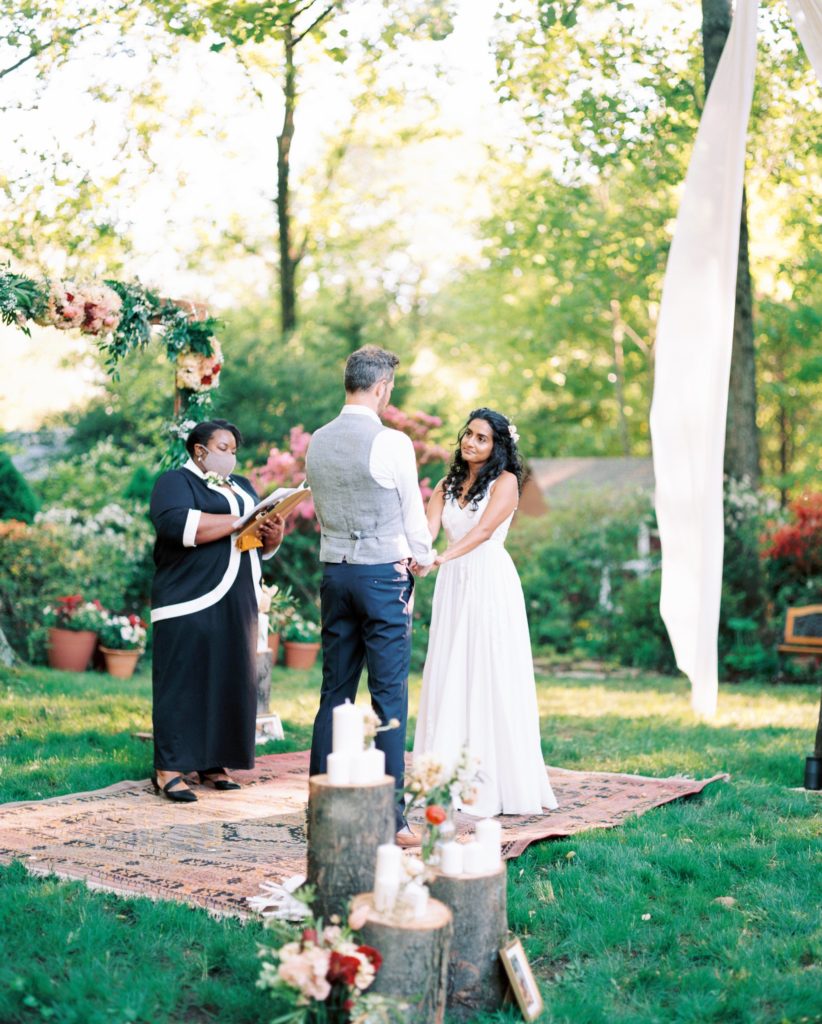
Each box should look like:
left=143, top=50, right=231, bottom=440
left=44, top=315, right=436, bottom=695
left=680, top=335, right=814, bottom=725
left=413, top=408, right=557, bottom=817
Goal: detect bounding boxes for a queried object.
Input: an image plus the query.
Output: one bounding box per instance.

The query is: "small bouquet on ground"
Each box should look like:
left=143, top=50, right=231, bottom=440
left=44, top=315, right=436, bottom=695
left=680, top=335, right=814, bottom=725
left=42, top=595, right=106, bottom=632
left=283, top=613, right=321, bottom=644
left=403, top=748, right=482, bottom=863
left=98, top=612, right=147, bottom=651
left=257, top=888, right=402, bottom=1024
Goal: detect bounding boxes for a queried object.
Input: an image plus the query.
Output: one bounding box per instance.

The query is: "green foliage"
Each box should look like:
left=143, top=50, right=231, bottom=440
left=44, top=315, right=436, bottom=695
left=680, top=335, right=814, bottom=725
left=0, top=451, right=39, bottom=523
left=0, top=265, right=46, bottom=335
left=0, top=505, right=153, bottom=663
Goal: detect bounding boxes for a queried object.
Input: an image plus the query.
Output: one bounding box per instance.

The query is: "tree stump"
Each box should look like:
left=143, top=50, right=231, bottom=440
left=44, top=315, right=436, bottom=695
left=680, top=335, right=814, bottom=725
left=429, top=866, right=508, bottom=1019
left=255, top=649, right=272, bottom=714
left=306, top=776, right=395, bottom=919
left=350, top=893, right=453, bottom=1024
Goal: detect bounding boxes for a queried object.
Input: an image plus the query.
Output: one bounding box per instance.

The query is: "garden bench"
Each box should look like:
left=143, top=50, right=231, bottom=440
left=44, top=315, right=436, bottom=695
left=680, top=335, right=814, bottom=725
left=777, top=605, right=822, bottom=658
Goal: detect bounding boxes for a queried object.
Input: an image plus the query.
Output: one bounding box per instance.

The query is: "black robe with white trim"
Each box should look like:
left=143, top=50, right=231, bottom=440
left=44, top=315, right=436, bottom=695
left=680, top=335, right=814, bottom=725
left=149, top=464, right=262, bottom=772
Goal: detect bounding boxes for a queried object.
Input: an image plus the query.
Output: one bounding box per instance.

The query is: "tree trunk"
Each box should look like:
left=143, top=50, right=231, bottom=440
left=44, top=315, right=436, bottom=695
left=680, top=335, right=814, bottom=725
left=610, top=299, right=631, bottom=455
left=351, top=893, right=453, bottom=1024
left=277, top=23, right=298, bottom=338
left=306, top=776, right=396, bottom=919
left=814, top=686, right=822, bottom=759
left=429, top=866, right=508, bottom=1019
left=0, top=623, right=17, bottom=667
left=701, top=0, right=760, bottom=484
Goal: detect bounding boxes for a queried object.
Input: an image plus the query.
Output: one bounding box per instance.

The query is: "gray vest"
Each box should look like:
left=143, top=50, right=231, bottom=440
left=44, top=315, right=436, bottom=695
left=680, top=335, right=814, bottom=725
left=306, top=413, right=407, bottom=564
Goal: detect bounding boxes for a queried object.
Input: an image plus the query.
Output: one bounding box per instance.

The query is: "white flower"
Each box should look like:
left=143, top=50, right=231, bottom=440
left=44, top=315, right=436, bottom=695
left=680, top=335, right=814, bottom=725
left=507, top=422, right=520, bottom=444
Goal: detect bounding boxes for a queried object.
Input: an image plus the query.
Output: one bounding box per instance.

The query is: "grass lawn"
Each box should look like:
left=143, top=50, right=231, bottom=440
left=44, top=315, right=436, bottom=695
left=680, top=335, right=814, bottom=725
left=0, top=662, right=820, bottom=1024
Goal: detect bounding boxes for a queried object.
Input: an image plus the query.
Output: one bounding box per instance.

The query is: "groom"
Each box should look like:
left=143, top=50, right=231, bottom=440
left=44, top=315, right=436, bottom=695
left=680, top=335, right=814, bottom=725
left=305, top=345, right=436, bottom=841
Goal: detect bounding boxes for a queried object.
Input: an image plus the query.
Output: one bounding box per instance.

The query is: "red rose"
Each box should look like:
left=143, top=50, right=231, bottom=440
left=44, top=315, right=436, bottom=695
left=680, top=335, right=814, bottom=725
left=212, top=363, right=222, bottom=374
left=327, top=951, right=360, bottom=986
left=425, top=804, right=447, bottom=825
left=201, top=374, right=213, bottom=386
left=356, top=945, right=382, bottom=972
left=301, top=927, right=318, bottom=945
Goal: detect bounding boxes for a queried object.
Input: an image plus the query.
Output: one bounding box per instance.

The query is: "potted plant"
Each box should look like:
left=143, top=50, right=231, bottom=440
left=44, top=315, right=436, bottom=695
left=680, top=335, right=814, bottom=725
left=43, top=595, right=106, bottom=672
left=263, top=583, right=296, bottom=663
left=97, top=612, right=147, bottom=678
left=283, top=613, right=321, bottom=669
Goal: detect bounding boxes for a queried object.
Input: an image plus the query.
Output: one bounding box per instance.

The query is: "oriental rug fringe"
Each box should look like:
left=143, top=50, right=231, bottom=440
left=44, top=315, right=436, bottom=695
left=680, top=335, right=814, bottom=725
left=0, top=751, right=726, bottom=920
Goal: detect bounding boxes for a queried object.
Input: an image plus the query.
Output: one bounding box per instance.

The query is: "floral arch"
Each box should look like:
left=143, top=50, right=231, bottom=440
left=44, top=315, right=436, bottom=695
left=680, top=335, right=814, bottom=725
left=1, top=265, right=223, bottom=466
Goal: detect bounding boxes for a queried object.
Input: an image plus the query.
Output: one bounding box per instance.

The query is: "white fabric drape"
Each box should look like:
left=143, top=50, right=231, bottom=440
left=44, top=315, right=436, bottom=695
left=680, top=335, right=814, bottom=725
left=650, top=0, right=821, bottom=718
left=786, top=0, right=822, bottom=79
left=649, top=0, right=759, bottom=718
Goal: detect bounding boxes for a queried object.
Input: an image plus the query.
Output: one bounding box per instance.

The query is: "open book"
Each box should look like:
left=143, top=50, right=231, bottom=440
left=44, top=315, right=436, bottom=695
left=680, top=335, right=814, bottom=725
left=233, top=481, right=312, bottom=549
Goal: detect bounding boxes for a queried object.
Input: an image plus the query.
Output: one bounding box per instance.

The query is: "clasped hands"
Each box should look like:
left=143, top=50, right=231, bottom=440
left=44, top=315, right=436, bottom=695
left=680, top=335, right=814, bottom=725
left=410, top=553, right=445, bottom=577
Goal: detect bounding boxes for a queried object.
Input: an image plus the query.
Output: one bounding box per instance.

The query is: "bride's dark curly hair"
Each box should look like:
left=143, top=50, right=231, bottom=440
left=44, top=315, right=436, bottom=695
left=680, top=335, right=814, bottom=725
left=442, top=408, right=523, bottom=510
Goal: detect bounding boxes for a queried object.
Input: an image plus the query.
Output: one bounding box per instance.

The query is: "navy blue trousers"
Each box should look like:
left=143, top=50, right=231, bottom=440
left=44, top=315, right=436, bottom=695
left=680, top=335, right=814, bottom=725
left=309, top=560, right=414, bottom=829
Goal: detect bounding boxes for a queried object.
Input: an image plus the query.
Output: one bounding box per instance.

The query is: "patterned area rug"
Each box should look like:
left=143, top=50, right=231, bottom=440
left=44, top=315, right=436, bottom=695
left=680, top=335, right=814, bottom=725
left=0, top=751, right=726, bottom=919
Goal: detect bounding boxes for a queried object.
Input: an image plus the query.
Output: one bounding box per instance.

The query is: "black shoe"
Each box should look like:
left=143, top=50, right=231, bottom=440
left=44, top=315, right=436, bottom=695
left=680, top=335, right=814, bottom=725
left=196, top=767, right=241, bottom=791
left=151, top=773, right=198, bottom=802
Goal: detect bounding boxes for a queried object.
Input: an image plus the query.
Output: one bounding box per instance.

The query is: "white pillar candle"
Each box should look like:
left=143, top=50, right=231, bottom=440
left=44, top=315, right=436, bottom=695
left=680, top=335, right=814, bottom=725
left=373, top=877, right=399, bottom=913
left=363, top=744, right=385, bottom=781
left=400, top=882, right=429, bottom=919
left=438, top=841, right=463, bottom=877
left=332, top=700, right=364, bottom=755
left=375, top=843, right=402, bottom=883
left=474, top=818, right=502, bottom=870
left=326, top=752, right=351, bottom=785
left=461, top=841, right=485, bottom=875
left=349, top=751, right=372, bottom=785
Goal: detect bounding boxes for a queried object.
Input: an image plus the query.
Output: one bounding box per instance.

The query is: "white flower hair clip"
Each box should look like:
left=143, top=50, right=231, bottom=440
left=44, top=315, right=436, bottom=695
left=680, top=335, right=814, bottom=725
left=508, top=422, right=520, bottom=444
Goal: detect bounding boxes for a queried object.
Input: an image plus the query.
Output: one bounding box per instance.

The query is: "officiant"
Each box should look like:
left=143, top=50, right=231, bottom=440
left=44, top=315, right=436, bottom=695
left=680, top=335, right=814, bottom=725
left=149, top=419, right=285, bottom=803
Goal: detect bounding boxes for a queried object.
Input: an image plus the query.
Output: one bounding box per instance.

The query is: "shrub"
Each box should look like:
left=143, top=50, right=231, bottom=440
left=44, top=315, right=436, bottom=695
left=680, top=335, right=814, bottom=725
left=0, top=452, right=39, bottom=523
left=0, top=506, right=154, bottom=663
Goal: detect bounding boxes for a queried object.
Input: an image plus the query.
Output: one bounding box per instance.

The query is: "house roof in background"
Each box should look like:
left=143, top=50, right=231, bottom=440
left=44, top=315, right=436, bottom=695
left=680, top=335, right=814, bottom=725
left=520, top=457, right=654, bottom=514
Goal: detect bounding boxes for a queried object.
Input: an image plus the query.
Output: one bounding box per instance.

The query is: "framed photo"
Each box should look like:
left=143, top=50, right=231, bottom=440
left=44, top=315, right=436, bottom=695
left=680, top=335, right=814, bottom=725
left=500, top=938, right=544, bottom=1021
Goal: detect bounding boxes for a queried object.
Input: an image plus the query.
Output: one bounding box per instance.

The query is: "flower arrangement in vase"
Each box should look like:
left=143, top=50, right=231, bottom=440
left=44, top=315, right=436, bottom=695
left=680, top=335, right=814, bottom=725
left=403, top=748, right=482, bottom=863
left=257, top=889, right=400, bottom=1024
left=283, top=613, right=321, bottom=669
left=97, top=612, right=147, bottom=679
left=43, top=595, right=106, bottom=672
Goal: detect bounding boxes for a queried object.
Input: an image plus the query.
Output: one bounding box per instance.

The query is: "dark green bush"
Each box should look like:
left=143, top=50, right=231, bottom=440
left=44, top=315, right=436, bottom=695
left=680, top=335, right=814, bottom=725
left=0, top=451, right=39, bottom=523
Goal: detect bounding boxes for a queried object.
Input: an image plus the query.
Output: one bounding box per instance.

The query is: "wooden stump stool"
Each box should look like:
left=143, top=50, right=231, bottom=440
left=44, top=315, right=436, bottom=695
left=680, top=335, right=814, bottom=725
left=351, top=893, right=453, bottom=1024
left=429, top=866, right=508, bottom=1019
left=306, top=775, right=395, bottom=919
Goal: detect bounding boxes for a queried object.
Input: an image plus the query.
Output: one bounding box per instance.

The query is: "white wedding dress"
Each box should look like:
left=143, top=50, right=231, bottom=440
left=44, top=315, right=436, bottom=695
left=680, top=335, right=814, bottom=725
left=413, top=483, right=558, bottom=817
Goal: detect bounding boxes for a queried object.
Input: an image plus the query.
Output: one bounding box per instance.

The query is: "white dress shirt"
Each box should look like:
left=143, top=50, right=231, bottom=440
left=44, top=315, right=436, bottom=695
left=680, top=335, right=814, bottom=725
left=340, top=405, right=435, bottom=566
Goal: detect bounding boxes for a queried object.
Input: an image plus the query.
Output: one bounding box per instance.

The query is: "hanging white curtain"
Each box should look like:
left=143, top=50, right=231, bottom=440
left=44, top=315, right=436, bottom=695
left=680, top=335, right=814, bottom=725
left=649, top=0, right=759, bottom=718
left=650, top=0, right=821, bottom=717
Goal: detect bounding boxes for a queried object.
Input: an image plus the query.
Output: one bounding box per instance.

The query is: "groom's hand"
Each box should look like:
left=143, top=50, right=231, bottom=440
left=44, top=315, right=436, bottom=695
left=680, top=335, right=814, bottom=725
left=410, top=560, right=433, bottom=578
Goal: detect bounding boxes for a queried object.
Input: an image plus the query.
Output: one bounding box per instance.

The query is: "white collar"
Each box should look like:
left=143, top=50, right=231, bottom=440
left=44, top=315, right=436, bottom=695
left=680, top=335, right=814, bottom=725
left=341, top=405, right=381, bottom=423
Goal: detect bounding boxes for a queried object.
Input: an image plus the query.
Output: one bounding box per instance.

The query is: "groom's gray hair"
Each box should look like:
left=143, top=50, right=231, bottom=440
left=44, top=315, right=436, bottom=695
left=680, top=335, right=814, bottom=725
left=344, top=345, right=400, bottom=393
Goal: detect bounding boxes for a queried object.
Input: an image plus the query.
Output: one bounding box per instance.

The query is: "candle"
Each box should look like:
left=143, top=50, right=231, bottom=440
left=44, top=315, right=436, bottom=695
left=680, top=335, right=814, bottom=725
left=373, top=877, right=399, bottom=913
left=401, top=882, right=429, bottom=919
left=438, top=841, right=463, bottom=877
left=332, top=700, right=364, bottom=755
left=349, top=751, right=372, bottom=785
left=474, top=818, right=502, bottom=871
left=461, top=841, right=485, bottom=875
left=363, top=744, right=385, bottom=781
left=326, top=752, right=351, bottom=785
left=375, top=843, right=402, bottom=881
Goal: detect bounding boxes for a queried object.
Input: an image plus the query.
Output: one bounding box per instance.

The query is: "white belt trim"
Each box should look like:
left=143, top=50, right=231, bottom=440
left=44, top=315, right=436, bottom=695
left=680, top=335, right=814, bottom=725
left=151, top=483, right=255, bottom=623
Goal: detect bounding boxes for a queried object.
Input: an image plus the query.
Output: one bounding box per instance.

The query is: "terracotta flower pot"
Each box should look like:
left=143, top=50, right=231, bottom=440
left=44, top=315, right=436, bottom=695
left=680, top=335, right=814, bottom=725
left=99, top=646, right=143, bottom=679
left=283, top=640, right=320, bottom=670
left=267, top=632, right=281, bottom=663
left=47, top=628, right=98, bottom=672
